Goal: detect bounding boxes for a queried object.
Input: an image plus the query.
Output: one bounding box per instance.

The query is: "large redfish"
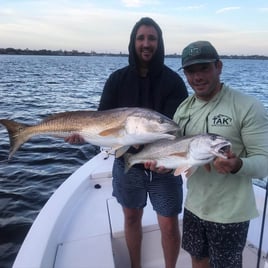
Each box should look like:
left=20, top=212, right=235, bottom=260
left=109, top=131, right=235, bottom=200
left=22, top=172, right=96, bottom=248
left=0, top=107, right=180, bottom=160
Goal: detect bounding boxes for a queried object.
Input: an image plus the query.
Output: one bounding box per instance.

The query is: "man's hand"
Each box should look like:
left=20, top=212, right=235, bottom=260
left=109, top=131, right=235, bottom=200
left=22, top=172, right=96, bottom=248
left=144, top=160, right=173, bottom=174
left=64, top=134, right=86, bottom=144
left=213, top=151, right=242, bottom=174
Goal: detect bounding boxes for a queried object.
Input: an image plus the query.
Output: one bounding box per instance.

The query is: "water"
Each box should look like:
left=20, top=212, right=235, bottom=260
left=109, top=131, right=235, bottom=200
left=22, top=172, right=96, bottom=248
left=0, top=55, right=268, bottom=267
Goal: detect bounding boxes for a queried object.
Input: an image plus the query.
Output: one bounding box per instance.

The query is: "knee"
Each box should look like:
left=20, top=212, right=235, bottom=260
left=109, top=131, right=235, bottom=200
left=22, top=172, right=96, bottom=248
left=191, top=256, right=210, bottom=268
left=163, top=225, right=180, bottom=239
left=124, top=208, right=143, bottom=226
left=158, top=216, right=180, bottom=237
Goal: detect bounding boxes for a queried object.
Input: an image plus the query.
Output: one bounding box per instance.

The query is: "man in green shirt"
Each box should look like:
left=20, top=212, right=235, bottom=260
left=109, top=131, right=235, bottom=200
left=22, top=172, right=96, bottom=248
left=173, top=41, right=268, bottom=267
left=145, top=40, right=268, bottom=267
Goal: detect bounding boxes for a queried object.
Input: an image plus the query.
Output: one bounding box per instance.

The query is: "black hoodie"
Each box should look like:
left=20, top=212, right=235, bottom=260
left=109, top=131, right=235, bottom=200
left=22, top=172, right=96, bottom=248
left=98, top=17, right=188, bottom=119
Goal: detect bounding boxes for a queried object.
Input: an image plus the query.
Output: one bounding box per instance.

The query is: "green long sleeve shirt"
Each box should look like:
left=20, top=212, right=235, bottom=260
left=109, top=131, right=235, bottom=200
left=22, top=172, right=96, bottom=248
left=173, top=84, right=268, bottom=223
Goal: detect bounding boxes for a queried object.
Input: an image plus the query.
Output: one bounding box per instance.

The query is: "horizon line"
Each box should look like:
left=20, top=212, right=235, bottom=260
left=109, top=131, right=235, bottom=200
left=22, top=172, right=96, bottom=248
left=0, top=47, right=268, bottom=59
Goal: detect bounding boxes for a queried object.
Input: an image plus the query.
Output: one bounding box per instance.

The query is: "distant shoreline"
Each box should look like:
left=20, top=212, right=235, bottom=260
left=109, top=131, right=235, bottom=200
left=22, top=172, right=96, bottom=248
left=0, top=48, right=267, bottom=60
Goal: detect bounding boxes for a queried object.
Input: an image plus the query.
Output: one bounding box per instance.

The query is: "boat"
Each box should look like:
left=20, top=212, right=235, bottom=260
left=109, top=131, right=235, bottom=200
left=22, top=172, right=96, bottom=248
left=12, top=149, right=268, bottom=268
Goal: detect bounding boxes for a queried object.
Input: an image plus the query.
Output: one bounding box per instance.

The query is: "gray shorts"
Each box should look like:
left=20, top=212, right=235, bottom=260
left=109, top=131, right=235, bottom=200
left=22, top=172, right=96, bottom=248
left=112, top=158, right=183, bottom=217
left=182, top=208, right=249, bottom=268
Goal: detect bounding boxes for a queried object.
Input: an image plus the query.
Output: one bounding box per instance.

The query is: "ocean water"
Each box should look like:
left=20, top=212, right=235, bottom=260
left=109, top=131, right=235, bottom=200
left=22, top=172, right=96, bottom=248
left=0, top=55, right=268, bottom=267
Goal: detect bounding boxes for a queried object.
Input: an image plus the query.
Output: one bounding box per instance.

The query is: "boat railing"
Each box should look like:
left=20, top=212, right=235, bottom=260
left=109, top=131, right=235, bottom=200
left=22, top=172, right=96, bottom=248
left=255, top=178, right=268, bottom=268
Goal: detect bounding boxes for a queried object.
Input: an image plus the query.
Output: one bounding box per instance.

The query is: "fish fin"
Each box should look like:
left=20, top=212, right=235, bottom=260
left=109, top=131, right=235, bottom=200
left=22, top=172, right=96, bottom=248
left=174, top=165, right=189, bottom=176
left=123, top=153, right=132, bottom=173
left=99, top=127, right=122, bottom=137
left=185, top=166, right=198, bottom=178
left=114, top=146, right=130, bottom=158
left=171, top=152, right=188, bottom=157
left=203, top=163, right=211, bottom=172
left=132, top=144, right=140, bottom=149
left=0, top=119, right=31, bottom=160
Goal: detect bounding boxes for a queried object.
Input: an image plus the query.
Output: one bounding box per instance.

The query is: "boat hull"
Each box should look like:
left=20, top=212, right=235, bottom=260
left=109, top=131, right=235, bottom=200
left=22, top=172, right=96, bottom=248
left=13, top=152, right=268, bottom=267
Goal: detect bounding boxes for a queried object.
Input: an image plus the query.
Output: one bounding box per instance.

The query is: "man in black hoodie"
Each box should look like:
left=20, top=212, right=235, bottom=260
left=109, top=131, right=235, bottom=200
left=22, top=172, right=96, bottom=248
left=99, top=17, right=188, bottom=268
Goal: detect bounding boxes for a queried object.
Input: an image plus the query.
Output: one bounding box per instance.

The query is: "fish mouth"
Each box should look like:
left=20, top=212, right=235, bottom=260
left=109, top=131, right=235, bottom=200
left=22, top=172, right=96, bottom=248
left=218, top=145, right=231, bottom=154
left=213, top=141, right=232, bottom=158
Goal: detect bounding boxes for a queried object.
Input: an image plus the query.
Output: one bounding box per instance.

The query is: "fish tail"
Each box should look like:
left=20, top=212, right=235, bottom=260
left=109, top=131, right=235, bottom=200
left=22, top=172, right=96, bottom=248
left=0, top=119, right=31, bottom=160
left=123, top=153, right=132, bottom=173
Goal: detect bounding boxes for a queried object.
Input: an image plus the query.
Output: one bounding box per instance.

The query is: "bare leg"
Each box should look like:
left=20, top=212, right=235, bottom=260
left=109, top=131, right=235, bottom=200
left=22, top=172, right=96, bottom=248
left=191, top=256, right=210, bottom=268
left=157, top=214, right=180, bottom=268
left=123, top=207, right=143, bottom=268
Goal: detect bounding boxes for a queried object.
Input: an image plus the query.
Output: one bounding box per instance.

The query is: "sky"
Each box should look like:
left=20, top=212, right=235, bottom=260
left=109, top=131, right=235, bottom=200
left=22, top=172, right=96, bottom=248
left=0, top=0, right=268, bottom=56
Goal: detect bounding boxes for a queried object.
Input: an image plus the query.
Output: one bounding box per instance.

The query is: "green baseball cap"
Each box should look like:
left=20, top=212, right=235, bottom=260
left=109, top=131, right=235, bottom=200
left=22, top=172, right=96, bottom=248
left=181, top=41, right=219, bottom=69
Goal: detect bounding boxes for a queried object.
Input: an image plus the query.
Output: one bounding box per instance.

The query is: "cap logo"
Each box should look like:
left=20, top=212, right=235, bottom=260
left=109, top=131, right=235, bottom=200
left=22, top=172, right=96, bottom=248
left=189, top=47, right=201, bottom=56
left=181, top=41, right=219, bottom=68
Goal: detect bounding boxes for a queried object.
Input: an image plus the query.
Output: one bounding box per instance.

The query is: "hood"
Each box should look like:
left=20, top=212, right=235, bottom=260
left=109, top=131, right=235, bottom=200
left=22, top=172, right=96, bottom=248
left=128, top=17, right=165, bottom=75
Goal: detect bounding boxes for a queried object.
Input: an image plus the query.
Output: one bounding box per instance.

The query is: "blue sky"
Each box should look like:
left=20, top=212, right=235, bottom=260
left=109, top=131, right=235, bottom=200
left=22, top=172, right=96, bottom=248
left=0, top=0, right=268, bottom=55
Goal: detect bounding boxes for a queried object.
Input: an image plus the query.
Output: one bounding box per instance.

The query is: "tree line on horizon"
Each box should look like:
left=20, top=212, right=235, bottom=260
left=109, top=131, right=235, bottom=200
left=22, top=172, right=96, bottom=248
left=0, top=47, right=267, bottom=60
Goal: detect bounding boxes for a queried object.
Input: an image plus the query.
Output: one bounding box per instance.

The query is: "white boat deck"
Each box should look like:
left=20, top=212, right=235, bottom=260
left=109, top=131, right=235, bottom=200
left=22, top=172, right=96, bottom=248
left=53, top=185, right=266, bottom=268
left=13, top=152, right=268, bottom=268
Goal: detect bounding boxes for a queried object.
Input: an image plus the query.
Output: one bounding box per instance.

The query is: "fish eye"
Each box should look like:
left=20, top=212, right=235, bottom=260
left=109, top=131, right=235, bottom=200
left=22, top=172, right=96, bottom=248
left=157, top=118, right=164, bottom=124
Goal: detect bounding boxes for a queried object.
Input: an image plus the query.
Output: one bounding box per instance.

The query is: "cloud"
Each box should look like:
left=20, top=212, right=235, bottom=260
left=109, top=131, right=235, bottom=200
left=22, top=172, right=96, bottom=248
left=0, top=8, right=15, bottom=16
left=1, top=1, right=267, bottom=55
left=121, top=0, right=160, bottom=8
left=216, top=6, right=240, bottom=14
left=121, top=0, right=142, bottom=7
left=258, top=7, right=268, bottom=12
left=182, top=5, right=204, bottom=10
